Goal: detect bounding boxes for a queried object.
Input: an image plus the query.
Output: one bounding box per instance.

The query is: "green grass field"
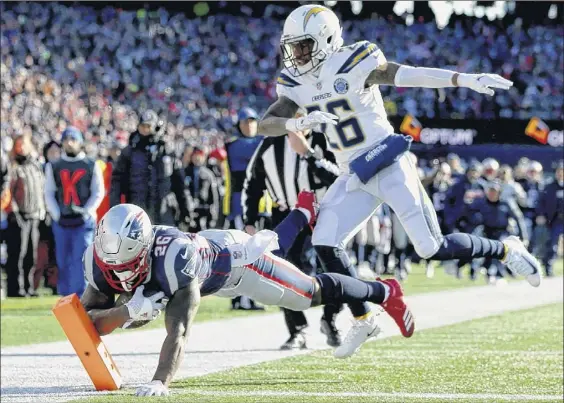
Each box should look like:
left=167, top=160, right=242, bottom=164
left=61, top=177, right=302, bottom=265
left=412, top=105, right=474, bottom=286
left=1, top=261, right=562, bottom=346
left=76, top=302, right=564, bottom=403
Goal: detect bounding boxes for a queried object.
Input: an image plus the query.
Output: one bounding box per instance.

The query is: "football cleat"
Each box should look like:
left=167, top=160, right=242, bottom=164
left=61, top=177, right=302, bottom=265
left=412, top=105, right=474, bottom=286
left=334, top=313, right=380, bottom=359
left=320, top=315, right=342, bottom=347
left=280, top=332, right=307, bottom=350
left=295, top=190, right=319, bottom=226
left=378, top=278, right=415, bottom=338
left=502, top=236, right=541, bottom=287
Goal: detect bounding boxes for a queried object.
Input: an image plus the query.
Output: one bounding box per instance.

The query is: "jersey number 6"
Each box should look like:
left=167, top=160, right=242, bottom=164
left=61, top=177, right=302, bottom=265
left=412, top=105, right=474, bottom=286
left=306, top=99, right=365, bottom=150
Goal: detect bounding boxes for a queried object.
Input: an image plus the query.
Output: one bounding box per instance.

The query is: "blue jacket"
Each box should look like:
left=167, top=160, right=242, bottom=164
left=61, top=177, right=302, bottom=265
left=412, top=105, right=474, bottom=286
left=466, top=198, right=528, bottom=241
left=223, top=132, right=263, bottom=217
left=538, top=179, right=564, bottom=224
left=444, top=177, right=485, bottom=232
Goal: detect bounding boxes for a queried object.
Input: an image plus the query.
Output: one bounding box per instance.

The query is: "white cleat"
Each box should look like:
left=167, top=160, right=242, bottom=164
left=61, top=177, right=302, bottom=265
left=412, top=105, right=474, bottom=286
left=333, top=313, right=381, bottom=359
left=502, top=236, right=541, bottom=287
left=425, top=263, right=435, bottom=279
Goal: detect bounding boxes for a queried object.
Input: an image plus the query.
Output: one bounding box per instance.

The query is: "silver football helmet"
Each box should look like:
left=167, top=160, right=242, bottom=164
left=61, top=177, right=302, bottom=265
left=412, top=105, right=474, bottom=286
left=93, top=204, right=154, bottom=292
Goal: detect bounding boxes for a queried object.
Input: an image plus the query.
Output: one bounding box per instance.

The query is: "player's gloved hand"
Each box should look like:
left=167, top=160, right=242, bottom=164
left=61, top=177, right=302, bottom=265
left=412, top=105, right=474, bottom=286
left=456, top=73, right=513, bottom=96
left=125, top=286, right=165, bottom=323
left=285, top=111, right=338, bottom=133
left=136, top=380, right=169, bottom=397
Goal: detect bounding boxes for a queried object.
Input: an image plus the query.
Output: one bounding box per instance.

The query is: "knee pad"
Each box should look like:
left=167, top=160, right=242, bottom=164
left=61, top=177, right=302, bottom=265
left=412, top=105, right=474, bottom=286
left=413, top=237, right=442, bottom=260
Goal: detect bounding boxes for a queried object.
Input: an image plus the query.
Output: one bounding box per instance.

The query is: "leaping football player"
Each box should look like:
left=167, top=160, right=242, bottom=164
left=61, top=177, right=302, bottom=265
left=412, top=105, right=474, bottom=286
left=81, top=193, right=412, bottom=396
left=258, top=4, right=541, bottom=358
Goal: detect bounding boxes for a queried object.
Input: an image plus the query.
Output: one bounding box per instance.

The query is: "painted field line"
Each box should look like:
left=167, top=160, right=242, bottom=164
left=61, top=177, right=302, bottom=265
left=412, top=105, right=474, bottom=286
left=189, top=390, right=563, bottom=401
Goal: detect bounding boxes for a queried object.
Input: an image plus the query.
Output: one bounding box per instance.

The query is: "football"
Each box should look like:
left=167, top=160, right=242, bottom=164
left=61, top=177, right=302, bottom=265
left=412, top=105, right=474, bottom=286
left=115, top=289, right=165, bottom=329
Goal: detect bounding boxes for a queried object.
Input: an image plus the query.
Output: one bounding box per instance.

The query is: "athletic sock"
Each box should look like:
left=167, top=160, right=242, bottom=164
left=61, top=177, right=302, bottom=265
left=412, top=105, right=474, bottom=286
left=432, top=233, right=506, bottom=261
left=315, top=273, right=387, bottom=307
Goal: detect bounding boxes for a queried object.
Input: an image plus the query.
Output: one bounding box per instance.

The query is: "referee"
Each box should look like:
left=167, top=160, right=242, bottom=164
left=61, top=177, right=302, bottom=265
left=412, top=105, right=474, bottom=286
left=242, top=128, right=343, bottom=350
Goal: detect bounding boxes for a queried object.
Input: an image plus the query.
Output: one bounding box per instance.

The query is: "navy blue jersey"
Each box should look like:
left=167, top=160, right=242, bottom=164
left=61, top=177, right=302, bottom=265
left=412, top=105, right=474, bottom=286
left=83, top=226, right=232, bottom=299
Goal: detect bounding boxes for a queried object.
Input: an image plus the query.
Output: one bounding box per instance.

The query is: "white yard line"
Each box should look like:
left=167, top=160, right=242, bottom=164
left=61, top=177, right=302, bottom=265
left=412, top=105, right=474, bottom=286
left=1, top=277, right=562, bottom=403
left=189, top=390, right=564, bottom=401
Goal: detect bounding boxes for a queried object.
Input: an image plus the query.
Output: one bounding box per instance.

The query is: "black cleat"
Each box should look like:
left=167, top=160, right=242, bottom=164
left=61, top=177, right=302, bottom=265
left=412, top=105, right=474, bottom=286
left=231, top=296, right=265, bottom=311
left=320, top=316, right=341, bottom=347
left=280, top=332, right=307, bottom=350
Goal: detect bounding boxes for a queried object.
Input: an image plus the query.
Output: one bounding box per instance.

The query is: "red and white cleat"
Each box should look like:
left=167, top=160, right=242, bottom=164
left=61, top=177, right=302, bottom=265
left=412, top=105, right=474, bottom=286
left=378, top=278, right=415, bottom=338
left=295, top=190, right=318, bottom=227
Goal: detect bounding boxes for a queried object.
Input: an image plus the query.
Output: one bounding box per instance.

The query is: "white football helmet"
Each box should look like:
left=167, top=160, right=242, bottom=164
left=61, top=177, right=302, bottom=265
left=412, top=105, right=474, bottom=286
left=482, top=158, right=499, bottom=181
left=281, top=5, right=343, bottom=77
left=93, top=204, right=154, bottom=292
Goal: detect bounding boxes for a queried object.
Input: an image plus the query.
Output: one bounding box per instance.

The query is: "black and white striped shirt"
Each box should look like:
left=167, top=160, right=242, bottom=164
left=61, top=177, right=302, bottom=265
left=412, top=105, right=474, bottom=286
left=242, top=132, right=339, bottom=226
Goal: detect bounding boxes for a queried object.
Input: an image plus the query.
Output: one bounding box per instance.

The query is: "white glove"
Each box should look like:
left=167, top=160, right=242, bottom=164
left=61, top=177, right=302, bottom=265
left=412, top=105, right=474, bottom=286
left=136, top=380, right=169, bottom=397
left=124, top=286, right=165, bottom=322
left=285, top=111, right=338, bottom=133
left=457, top=73, right=513, bottom=96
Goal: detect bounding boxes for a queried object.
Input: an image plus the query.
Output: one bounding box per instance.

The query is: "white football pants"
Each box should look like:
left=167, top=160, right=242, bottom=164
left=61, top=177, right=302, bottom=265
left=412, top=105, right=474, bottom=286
left=312, top=153, right=444, bottom=259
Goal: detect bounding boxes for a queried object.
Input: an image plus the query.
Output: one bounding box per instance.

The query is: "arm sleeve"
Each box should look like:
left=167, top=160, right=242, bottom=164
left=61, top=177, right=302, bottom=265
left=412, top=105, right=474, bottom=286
left=44, top=163, right=60, bottom=222
left=242, top=141, right=268, bottom=226
left=83, top=162, right=105, bottom=216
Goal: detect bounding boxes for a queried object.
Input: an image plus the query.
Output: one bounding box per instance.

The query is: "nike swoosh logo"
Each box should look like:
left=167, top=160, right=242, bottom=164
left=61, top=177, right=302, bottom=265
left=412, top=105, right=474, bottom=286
left=181, top=246, right=191, bottom=260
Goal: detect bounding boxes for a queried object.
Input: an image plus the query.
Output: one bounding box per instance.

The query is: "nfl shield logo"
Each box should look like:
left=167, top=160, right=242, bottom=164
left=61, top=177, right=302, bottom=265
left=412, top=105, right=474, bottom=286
left=316, top=82, right=322, bottom=90
left=334, top=78, right=349, bottom=94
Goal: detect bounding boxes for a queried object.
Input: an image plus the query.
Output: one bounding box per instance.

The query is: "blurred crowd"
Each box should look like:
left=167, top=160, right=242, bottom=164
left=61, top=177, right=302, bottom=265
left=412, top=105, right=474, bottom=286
left=2, top=2, right=563, bottom=160
left=1, top=2, right=562, bottom=299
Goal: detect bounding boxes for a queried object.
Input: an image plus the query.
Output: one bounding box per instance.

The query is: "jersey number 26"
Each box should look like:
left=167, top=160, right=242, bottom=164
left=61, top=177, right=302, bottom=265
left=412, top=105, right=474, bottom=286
left=154, top=235, right=172, bottom=257
left=306, top=99, right=365, bottom=150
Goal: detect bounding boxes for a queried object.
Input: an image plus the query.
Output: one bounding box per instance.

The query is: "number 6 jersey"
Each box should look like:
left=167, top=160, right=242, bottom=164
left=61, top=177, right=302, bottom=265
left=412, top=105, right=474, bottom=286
left=276, top=41, right=394, bottom=171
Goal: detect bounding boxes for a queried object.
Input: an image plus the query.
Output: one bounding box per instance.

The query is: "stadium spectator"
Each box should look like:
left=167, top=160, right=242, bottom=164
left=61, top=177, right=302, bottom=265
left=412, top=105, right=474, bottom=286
left=223, top=107, right=265, bottom=310
left=537, top=161, right=564, bottom=277
left=109, top=109, right=191, bottom=226
left=6, top=135, right=46, bottom=297
left=223, top=108, right=263, bottom=230
left=184, top=147, right=220, bottom=232
left=1, top=152, right=11, bottom=299
left=466, top=180, right=528, bottom=284
left=521, top=161, right=545, bottom=254
left=44, top=126, right=104, bottom=297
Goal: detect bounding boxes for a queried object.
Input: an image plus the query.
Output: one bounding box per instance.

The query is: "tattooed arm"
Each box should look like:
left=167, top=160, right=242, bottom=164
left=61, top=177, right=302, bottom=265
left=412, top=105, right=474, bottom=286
left=258, top=96, right=300, bottom=137
left=80, top=284, right=128, bottom=336
left=151, top=280, right=201, bottom=387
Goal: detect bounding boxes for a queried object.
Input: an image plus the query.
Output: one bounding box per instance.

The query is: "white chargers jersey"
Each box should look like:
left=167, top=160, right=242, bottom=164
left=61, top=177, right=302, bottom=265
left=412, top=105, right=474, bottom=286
left=276, top=41, right=394, bottom=171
